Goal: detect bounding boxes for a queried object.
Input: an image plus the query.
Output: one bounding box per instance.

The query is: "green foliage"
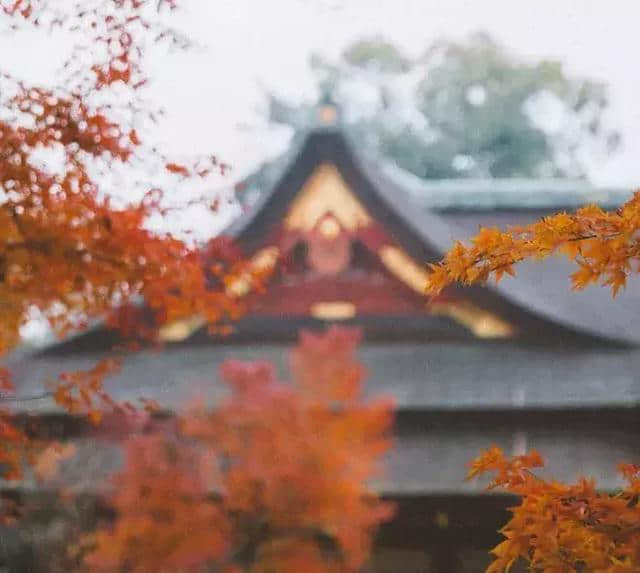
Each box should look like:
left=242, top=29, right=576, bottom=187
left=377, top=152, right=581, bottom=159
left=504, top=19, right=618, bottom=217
left=342, top=36, right=411, bottom=74
left=263, top=32, right=619, bottom=182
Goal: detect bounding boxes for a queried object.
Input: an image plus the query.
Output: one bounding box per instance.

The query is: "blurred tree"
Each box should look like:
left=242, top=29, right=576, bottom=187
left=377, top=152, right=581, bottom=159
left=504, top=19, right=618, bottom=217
left=261, top=32, right=619, bottom=182
left=0, top=1, right=261, bottom=484
left=83, top=328, right=394, bottom=573
left=0, top=9, right=390, bottom=572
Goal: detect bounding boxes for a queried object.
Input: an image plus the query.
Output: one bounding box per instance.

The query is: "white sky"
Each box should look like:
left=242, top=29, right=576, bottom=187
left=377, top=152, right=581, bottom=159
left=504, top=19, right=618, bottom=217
left=1, top=0, right=640, bottom=188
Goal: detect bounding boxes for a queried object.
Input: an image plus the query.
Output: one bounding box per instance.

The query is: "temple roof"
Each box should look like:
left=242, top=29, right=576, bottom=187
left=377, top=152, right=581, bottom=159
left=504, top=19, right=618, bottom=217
left=5, top=340, right=639, bottom=495
left=20, top=124, right=639, bottom=351
left=6, top=340, right=640, bottom=414
left=231, top=126, right=640, bottom=345
left=4, top=414, right=636, bottom=495
left=5, top=123, right=640, bottom=500
left=378, top=163, right=633, bottom=211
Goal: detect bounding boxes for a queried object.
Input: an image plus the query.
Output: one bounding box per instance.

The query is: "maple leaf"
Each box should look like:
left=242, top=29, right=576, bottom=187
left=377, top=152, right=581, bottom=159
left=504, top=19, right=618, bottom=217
left=165, top=162, right=190, bottom=176
left=128, top=129, right=141, bottom=146
left=471, top=448, right=640, bottom=572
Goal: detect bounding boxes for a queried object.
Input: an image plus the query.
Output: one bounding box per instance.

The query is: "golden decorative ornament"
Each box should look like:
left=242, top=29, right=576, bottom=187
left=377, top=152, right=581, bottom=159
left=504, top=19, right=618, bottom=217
left=285, top=163, right=371, bottom=232
left=310, top=301, right=356, bottom=320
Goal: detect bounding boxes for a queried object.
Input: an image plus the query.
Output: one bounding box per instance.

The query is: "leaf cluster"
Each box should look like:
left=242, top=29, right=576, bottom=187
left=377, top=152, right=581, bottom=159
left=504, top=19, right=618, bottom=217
left=428, top=191, right=640, bottom=297
left=469, top=447, right=640, bottom=572
left=84, top=327, right=395, bottom=573
left=0, top=1, right=253, bottom=484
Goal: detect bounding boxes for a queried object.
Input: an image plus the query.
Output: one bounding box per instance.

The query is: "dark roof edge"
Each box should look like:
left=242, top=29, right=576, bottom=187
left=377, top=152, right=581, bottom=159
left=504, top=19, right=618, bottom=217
left=219, top=127, right=639, bottom=346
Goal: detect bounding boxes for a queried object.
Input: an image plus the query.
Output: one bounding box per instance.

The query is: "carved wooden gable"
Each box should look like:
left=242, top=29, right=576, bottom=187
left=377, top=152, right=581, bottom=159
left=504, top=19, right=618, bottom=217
left=242, top=162, right=514, bottom=338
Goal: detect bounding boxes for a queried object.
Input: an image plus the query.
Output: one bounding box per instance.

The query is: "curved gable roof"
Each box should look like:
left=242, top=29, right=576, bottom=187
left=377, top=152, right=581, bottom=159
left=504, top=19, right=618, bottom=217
left=227, top=128, right=445, bottom=262
left=227, top=127, right=639, bottom=346
left=432, top=212, right=640, bottom=347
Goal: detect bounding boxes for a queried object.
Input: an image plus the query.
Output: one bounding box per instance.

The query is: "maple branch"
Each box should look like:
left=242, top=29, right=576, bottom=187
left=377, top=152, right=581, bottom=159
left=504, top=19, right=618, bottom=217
left=428, top=192, right=640, bottom=296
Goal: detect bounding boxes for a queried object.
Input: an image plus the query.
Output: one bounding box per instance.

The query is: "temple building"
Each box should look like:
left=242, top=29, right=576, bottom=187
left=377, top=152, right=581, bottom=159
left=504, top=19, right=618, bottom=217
left=4, top=108, right=640, bottom=571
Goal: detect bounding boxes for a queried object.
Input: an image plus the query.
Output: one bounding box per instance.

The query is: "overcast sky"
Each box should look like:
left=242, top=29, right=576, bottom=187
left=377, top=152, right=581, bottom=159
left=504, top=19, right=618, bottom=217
left=2, top=0, right=640, bottom=188
left=156, top=0, right=640, bottom=187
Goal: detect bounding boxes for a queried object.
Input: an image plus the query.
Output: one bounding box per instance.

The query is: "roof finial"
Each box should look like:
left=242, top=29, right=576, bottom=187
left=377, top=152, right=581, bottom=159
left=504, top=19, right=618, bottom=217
left=316, top=86, right=340, bottom=127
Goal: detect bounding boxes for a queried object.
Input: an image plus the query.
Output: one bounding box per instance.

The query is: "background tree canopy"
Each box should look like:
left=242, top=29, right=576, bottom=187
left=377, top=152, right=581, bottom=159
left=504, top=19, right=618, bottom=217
left=264, top=32, right=620, bottom=181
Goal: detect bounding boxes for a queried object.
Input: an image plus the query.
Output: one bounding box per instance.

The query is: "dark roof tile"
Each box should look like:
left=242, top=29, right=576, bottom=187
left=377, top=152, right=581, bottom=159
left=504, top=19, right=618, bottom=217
left=6, top=342, right=640, bottom=413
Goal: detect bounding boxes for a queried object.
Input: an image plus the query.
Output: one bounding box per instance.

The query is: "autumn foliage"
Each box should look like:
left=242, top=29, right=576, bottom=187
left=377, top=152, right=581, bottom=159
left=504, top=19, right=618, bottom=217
left=0, top=0, right=261, bottom=480
left=429, top=194, right=640, bottom=572
left=428, top=191, right=640, bottom=297
left=83, top=327, right=394, bottom=573
left=2, top=3, right=640, bottom=572
left=0, top=0, right=239, bottom=359
left=466, top=448, right=640, bottom=572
